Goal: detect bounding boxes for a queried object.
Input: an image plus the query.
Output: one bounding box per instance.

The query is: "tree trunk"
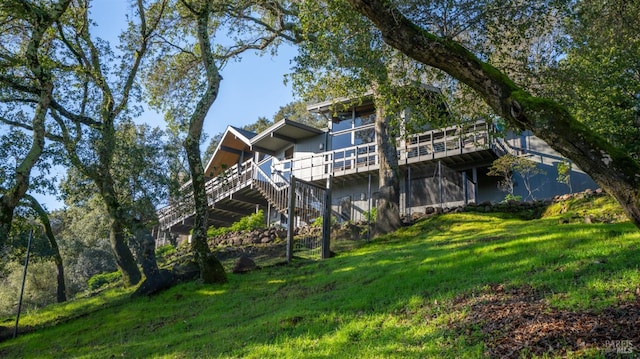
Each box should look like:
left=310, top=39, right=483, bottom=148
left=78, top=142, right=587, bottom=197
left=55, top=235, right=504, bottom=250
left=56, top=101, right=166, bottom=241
left=24, top=195, right=66, bottom=303
left=374, top=95, right=403, bottom=235
left=100, top=180, right=141, bottom=286
left=131, top=224, right=176, bottom=297
left=179, top=6, right=228, bottom=285
left=185, top=134, right=227, bottom=284
left=0, top=81, right=51, bottom=245
left=347, top=0, right=640, bottom=229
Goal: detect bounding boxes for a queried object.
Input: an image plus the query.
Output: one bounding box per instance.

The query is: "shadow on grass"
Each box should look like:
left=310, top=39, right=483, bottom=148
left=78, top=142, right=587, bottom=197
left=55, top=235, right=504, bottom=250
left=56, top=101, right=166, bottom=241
left=1, top=211, right=639, bottom=357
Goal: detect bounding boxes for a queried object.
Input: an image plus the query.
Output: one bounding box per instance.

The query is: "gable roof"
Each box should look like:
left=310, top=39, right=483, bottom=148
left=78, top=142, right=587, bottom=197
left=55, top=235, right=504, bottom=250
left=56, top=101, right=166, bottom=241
left=204, top=126, right=255, bottom=178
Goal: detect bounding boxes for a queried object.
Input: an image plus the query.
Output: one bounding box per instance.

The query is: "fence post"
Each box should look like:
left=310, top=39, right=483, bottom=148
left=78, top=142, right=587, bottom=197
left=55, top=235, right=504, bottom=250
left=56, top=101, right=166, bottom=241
left=14, top=230, right=33, bottom=339
left=286, top=176, right=296, bottom=264
left=367, top=173, right=372, bottom=242
left=321, top=175, right=332, bottom=259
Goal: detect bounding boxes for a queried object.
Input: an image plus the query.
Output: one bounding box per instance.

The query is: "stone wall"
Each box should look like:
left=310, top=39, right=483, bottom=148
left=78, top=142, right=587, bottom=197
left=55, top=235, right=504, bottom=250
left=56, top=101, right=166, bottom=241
left=207, top=226, right=288, bottom=248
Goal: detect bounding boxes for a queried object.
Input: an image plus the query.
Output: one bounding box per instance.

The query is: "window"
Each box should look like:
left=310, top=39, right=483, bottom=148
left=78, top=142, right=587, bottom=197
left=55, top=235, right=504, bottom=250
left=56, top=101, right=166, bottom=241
left=284, top=146, right=294, bottom=160
left=332, top=133, right=352, bottom=150
left=332, top=112, right=353, bottom=132
left=354, top=128, right=375, bottom=145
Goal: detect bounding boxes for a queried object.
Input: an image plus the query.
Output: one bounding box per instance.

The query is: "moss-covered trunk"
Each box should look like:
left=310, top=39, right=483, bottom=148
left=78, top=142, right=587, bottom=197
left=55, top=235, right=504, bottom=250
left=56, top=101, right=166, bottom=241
left=374, top=97, right=403, bottom=235
left=185, top=133, right=227, bottom=284
left=348, top=0, right=640, bottom=229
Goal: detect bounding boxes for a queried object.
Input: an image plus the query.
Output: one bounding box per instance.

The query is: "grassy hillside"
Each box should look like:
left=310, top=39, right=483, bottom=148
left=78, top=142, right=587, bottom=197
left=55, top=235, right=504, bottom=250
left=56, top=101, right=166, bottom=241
left=1, top=195, right=639, bottom=358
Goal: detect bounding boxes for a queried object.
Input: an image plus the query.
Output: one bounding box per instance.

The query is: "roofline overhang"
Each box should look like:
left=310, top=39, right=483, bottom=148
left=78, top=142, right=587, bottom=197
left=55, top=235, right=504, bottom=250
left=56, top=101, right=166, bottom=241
left=250, top=118, right=324, bottom=149
left=204, top=125, right=254, bottom=176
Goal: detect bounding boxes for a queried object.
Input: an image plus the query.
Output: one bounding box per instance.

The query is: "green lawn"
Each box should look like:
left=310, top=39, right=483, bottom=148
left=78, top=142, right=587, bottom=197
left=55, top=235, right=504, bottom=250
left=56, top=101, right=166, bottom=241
left=1, top=196, right=639, bottom=358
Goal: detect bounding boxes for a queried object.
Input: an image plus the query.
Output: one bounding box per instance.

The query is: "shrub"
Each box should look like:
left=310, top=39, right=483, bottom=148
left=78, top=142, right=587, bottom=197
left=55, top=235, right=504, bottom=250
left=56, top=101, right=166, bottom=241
left=207, top=210, right=266, bottom=238
left=87, top=271, right=121, bottom=291
left=155, top=244, right=176, bottom=263
left=503, top=193, right=522, bottom=203
left=0, top=261, right=59, bottom=317
left=311, top=215, right=337, bottom=227
left=363, top=208, right=377, bottom=223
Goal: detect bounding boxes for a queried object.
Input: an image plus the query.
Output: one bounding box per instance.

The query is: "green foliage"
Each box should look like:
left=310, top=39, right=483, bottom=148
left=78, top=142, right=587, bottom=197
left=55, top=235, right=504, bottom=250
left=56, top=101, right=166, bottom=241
left=87, top=272, right=121, bottom=292
left=273, top=101, right=326, bottom=129
left=488, top=154, right=545, bottom=200
left=311, top=216, right=323, bottom=227
left=0, top=261, right=59, bottom=317
left=155, top=244, right=176, bottom=264
left=503, top=193, right=522, bottom=203
left=363, top=207, right=377, bottom=222
left=487, top=154, right=519, bottom=195
left=552, top=0, right=640, bottom=159
left=207, top=210, right=266, bottom=238
left=311, top=215, right=337, bottom=228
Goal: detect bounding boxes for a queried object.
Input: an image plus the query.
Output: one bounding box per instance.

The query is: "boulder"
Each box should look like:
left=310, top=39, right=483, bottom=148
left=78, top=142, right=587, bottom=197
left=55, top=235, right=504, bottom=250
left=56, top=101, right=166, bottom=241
left=172, top=259, right=200, bottom=282
left=132, top=269, right=175, bottom=298
left=232, top=255, right=257, bottom=274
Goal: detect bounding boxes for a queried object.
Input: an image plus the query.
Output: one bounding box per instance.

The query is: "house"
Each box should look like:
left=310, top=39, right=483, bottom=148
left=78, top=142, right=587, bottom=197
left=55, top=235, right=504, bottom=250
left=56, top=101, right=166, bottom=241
left=155, top=91, right=596, bottom=243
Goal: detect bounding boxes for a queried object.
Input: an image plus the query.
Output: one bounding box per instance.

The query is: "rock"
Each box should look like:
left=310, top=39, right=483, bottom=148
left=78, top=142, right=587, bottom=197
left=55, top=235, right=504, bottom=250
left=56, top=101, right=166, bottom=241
left=172, top=260, right=200, bottom=282
left=132, top=269, right=175, bottom=298
left=200, top=253, right=227, bottom=283
left=260, top=236, right=271, bottom=243
left=232, top=255, right=257, bottom=274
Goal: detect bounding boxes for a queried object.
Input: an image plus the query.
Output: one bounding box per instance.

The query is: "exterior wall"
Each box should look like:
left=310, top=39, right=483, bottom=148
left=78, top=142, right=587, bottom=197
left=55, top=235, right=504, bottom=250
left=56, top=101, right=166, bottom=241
left=331, top=179, right=377, bottom=223
left=476, top=131, right=597, bottom=203
left=294, top=133, right=327, bottom=158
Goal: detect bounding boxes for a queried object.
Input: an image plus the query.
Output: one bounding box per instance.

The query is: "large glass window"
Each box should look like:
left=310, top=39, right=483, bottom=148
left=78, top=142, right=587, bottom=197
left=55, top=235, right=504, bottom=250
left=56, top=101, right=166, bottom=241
left=354, top=128, right=375, bottom=145
left=331, top=106, right=376, bottom=150
left=332, top=111, right=353, bottom=132
left=354, top=112, right=375, bottom=127
left=332, top=133, right=352, bottom=150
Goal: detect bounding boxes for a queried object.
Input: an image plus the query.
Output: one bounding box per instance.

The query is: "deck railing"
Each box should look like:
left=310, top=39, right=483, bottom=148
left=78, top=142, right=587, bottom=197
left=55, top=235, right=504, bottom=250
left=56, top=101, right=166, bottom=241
left=251, top=161, right=289, bottom=212
left=158, top=161, right=254, bottom=231
left=277, top=120, right=492, bottom=181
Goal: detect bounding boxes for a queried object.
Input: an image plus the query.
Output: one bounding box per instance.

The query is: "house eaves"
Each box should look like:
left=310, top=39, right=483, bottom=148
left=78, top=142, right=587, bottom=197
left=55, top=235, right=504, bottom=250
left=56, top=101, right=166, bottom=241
left=250, top=119, right=325, bottom=155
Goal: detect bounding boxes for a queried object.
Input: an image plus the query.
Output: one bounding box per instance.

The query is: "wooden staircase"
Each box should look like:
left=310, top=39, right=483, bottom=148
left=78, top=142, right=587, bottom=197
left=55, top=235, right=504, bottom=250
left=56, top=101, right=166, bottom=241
left=251, top=162, right=290, bottom=214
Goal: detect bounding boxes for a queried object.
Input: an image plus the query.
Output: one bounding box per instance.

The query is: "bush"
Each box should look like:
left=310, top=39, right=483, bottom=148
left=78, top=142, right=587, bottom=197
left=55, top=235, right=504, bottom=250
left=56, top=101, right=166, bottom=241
left=311, top=215, right=337, bottom=227
left=155, top=244, right=176, bottom=264
left=503, top=194, right=522, bottom=203
left=363, top=208, right=377, bottom=223
left=87, top=271, right=121, bottom=291
left=207, top=210, right=266, bottom=238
